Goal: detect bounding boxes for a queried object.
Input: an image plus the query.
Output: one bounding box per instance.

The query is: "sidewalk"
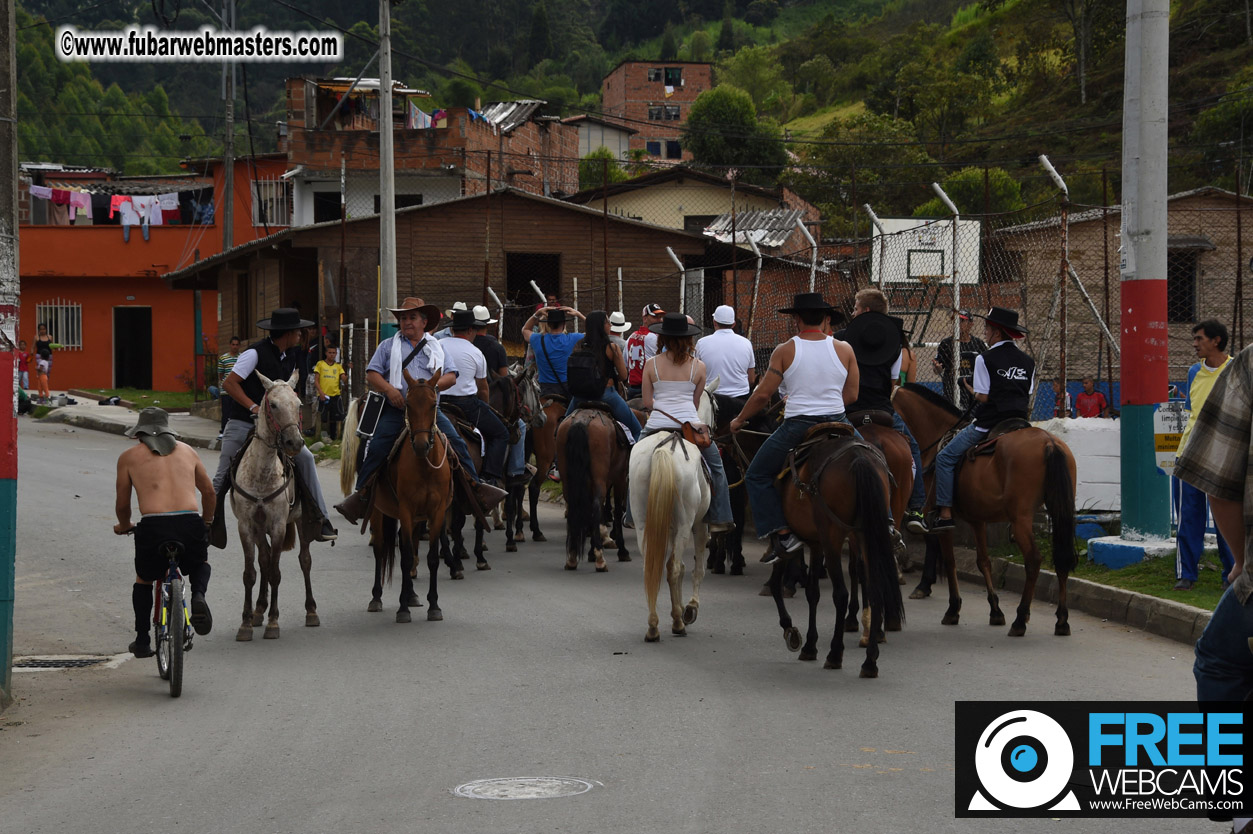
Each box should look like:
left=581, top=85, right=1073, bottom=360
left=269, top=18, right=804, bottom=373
left=36, top=400, right=221, bottom=450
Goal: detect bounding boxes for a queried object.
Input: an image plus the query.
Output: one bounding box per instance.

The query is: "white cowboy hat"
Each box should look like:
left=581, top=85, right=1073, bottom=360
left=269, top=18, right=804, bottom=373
left=609, top=311, right=631, bottom=333
left=444, top=301, right=469, bottom=319
left=472, top=304, right=497, bottom=326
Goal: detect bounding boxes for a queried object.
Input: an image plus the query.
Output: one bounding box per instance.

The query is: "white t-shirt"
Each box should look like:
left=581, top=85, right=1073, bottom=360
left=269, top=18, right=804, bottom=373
left=440, top=336, right=488, bottom=397
left=695, top=328, right=755, bottom=397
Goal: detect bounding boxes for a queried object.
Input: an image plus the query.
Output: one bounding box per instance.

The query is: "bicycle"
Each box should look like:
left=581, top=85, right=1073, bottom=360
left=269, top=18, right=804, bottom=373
left=153, top=540, right=194, bottom=698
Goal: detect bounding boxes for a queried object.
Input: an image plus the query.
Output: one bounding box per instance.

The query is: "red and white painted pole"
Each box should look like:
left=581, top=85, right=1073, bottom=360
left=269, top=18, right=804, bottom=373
left=0, top=0, right=18, bottom=709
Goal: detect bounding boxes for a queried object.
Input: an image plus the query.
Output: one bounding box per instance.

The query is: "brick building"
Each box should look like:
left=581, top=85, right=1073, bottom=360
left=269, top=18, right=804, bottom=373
left=600, top=61, right=712, bottom=162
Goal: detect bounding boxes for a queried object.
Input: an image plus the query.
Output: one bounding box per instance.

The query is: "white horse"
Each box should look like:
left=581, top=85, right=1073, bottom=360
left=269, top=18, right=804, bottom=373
left=629, top=387, right=716, bottom=642
left=231, top=369, right=319, bottom=641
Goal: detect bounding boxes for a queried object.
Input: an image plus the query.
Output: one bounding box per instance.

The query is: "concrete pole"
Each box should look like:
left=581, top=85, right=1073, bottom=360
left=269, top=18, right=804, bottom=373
left=378, top=0, right=398, bottom=338
left=932, top=183, right=962, bottom=406
left=221, top=0, right=234, bottom=252
left=0, top=0, right=17, bottom=709
left=1120, top=0, right=1171, bottom=538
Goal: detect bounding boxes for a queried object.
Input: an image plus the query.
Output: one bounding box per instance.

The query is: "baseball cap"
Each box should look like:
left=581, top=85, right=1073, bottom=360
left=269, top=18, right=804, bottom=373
left=642, top=303, right=666, bottom=317
left=958, top=309, right=972, bottom=321
left=712, top=305, right=735, bottom=326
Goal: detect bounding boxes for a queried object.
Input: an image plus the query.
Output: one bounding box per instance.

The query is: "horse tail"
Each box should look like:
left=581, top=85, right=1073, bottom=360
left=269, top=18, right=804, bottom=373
left=643, top=441, right=677, bottom=609
left=1044, top=441, right=1077, bottom=576
left=340, top=397, right=362, bottom=496
left=563, top=419, right=594, bottom=560
left=852, top=450, right=905, bottom=628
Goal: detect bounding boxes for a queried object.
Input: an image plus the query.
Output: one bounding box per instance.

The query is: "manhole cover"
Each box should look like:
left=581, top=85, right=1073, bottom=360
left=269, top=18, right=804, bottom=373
left=13, top=655, right=119, bottom=671
left=452, top=777, right=600, bottom=800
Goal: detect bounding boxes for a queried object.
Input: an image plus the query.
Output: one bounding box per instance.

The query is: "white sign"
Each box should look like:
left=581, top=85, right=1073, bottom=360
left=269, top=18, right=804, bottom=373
left=1153, top=400, right=1188, bottom=476
left=870, top=217, right=982, bottom=285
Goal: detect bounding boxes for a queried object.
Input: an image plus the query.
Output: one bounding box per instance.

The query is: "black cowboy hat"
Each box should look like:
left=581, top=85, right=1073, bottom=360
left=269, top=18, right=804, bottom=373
left=648, top=311, right=703, bottom=337
left=843, top=310, right=903, bottom=367
left=257, top=307, right=314, bottom=331
left=777, top=292, right=846, bottom=324
left=975, top=306, right=1028, bottom=338
left=545, top=308, right=567, bottom=327
left=450, top=309, right=477, bottom=330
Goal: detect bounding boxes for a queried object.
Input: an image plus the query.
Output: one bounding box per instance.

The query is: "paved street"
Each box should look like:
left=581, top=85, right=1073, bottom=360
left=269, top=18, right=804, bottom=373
left=0, top=417, right=1220, bottom=833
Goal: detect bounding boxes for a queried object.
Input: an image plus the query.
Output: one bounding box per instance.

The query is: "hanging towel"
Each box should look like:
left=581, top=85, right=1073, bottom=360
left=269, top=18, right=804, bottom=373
left=50, top=189, right=71, bottom=205
left=49, top=202, right=70, bottom=225
left=29, top=185, right=52, bottom=200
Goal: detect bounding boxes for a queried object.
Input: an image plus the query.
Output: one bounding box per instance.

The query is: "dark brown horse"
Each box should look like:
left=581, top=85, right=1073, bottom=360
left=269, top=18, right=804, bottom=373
left=768, top=429, right=904, bottom=678
left=340, top=374, right=452, bottom=623
left=555, top=406, right=630, bottom=571
left=520, top=376, right=565, bottom=544
left=892, top=383, right=1078, bottom=637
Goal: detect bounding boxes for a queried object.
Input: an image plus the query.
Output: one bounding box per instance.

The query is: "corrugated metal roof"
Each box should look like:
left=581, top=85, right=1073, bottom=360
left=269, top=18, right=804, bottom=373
left=703, top=209, right=804, bottom=248
left=481, top=99, right=546, bottom=132
left=43, top=178, right=211, bottom=195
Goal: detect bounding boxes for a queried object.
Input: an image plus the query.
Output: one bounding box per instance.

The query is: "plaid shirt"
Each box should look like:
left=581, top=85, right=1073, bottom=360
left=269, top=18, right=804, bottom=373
left=1174, top=344, right=1253, bottom=603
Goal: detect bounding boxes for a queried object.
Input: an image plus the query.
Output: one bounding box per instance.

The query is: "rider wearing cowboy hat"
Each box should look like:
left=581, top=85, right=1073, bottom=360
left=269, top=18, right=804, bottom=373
left=334, top=298, right=507, bottom=526
left=214, top=308, right=338, bottom=543
left=923, top=307, right=1035, bottom=533
left=729, top=292, right=859, bottom=564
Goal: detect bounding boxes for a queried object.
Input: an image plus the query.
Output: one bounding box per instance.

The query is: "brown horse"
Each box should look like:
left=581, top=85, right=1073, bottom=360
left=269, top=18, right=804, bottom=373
left=340, top=373, right=452, bottom=623
left=518, top=367, right=566, bottom=544
left=556, top=406, right=630, bottom=571
left=768, top=429, right=904, bottom=678
left=892, top=383, right=1078, bottom=637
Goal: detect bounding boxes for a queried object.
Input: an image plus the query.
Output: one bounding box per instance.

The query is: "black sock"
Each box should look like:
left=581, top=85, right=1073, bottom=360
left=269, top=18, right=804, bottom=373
left=189, top=562, right=211, bottom=597
left=132, top=583, right=152, bottom=639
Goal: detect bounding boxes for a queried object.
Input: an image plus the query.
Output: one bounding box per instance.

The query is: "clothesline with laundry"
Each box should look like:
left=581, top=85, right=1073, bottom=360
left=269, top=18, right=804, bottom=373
left=26, top=184, right=215, bottom=228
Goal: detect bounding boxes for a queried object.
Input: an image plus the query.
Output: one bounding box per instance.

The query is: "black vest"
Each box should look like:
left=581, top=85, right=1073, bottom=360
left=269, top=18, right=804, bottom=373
left=833, top=327, right=894, bottom=414
left=973, top=342, right=1034, bottom=430
left=223, top=338, right=295, bottom=423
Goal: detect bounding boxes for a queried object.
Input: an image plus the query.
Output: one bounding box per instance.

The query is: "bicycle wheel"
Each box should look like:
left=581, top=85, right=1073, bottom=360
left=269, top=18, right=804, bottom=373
left=167, top=578, right=184, bottom=698
left=156, top=584, right=171, bottom=681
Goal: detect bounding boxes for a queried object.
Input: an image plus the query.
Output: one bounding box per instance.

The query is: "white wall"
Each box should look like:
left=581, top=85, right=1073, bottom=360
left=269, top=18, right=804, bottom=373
left=577, top=123, right=633, bottom=160
left=291, top=174, right=463, bottom=226
left=1033, top=417, right=1128, bottom=512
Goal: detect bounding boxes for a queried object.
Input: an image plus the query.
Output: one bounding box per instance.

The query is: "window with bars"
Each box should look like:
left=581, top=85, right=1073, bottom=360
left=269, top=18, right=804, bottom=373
left=664, top=67, right=684, bottom=86
left=35, top=299, right=83, bottom=349
left=1167, top=251, right=1198, bottom=324
left=648, top=106, right=663, bottom=121
left=663, top=105, right=681, bottom=121
left=250, top=178, right=291, bottom=227
left=665, top=140, right=682, bottom=159
left=647, top=68, right=662, bottom=82
left=645, top=140, right=662, bottom=156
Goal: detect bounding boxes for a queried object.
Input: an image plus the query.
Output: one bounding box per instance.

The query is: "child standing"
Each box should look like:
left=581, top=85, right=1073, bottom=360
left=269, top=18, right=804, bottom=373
left=16, top=340, right=29, bottom=391
left=35, top=348, right=51, bottom=402
left=313, top=344, right=346, bottom=440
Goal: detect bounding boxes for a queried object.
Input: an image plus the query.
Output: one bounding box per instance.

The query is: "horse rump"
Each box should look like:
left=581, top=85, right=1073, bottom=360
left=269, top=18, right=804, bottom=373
left=562, top=419, right=596, bottom=560
left=340, top=396, right=364, bottom=497
left=851, top=451, right=905, bottom=629
left=1043, top=442, right=1077, bottom=576
left=643, top=441, right=677, bottom=599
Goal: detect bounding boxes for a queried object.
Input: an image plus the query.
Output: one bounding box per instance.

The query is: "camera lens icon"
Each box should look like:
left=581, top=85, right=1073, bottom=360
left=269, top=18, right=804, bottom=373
left=969, top=710, right=1080, bottom=811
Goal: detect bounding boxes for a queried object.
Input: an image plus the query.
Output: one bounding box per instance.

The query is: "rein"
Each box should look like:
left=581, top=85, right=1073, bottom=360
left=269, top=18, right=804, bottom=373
left=235, top=385, right=300, bottom=508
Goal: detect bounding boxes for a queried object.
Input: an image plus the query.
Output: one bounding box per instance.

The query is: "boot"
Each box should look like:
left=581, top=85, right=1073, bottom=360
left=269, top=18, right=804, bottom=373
left=473, top=480, right=509, bottom=512
left=334, top=487, right=371, bottom=526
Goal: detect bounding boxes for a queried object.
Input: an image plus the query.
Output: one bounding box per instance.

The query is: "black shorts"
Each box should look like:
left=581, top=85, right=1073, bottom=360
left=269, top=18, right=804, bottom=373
left=134, top=513, right=209, bottom=583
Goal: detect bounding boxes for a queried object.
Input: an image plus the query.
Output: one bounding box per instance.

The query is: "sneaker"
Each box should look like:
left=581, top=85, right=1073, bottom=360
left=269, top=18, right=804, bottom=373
left=548, top=462, right=561, bottom=483
left=904, top=510, right=927, bottom=536
left=190, top=592, right=213, bottom=636
left=315, top=519, right=338, bottom=542
left=129, top=639, right=155, bottom=658
left=760, top=532, right=803, bottom=564
left=1173, top=578, right=1195, bottom=591
left=930, top=516, right=956, bottom=533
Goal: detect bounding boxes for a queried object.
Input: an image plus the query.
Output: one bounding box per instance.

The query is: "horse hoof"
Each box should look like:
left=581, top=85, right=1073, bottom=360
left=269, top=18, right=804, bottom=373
left=481, top=543, right=490, bottom=552
left=909, top=586, right=931, bottom=600
left=493, top=521, right=505, bottom=531
left=824, top=658, right=843, bottom=670
left=451, top=571, right=464, bottom=580
left=730, top=564, right=744, bottom=576
left=898, top=574, right=906, bottom=585
left=368, top=599, right=383, bottom=613
left=711, top=565, right=725, bottom=575
left=858, top=636, right=870, bottom=648
left=1008, top=624, right=1026, bottom=637
left=645, top=631, right=660, bottom=643
left=506, top=542, right=517, bottom=553
left=251, top=612, right=264, bottom=627
left=941, top=615, right=960, bottom=626
left=671, top=626, right=686, bottom=636
left=1055, top=622, right=1071, bottom=636
left=885, top=618, right=901, bottom=632
left=516, top=532, right=526, bottom=542
left=306, top=613, right=320, bottom=627
left=859, top=666, right=879, bottom=679
left=595, top=565, right=608, bottom=573
left=532, top=532, right=547, bottom=543
left=799, top=649, right=817, bottom=662
left=427, top=608, right=443, bottom=622
left=396, top=610, right=412, bottom=624
left=844, top=619, right=859, bottom=633
left=564, top=561, right=578, bottom=571
left=990, top=613, right=1006, bottom=626
left=477, top=561, right=491, bottom=571
left=682, top=605, right=698, bottom=625
left=617, top=553, right=631, bottom=562
left=784, top=627, right=802, bottom=652
left=404, top=593, right=422, bottom=608
left=758, top=584, right=772, bottom=597
left=782, top=586, right=795, bottom=599
left=236, top=626, right=252, bottom=642
left=263, top=625, right=280, bottom=639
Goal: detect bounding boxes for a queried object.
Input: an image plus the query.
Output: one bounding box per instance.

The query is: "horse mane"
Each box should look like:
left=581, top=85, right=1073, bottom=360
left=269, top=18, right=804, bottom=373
left=899, top=382, right=962, bottom=418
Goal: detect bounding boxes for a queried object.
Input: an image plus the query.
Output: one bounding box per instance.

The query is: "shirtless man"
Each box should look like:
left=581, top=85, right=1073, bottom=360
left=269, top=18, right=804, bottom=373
left=114, top=408, right=216, bottom=658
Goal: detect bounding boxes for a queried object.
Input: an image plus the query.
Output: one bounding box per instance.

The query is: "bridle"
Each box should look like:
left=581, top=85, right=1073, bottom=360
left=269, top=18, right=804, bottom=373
left=259, top=386, right=302, bottom=451
left=403, top=385, right=447, bottom=468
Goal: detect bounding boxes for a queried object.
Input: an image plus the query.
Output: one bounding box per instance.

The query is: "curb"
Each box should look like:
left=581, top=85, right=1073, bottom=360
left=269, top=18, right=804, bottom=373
left=941, top=549, right=1211, bottom=645
left=39, top=409, right=220, bottom=451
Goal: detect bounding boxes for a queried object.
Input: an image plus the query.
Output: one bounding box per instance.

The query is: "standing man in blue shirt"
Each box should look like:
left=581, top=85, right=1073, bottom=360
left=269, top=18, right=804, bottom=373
left=521, top=306, right=586, bottom=397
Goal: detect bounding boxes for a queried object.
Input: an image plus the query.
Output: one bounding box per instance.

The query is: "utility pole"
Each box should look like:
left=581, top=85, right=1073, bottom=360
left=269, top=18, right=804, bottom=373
left=0, top=0, right=18, bottom=710
left=222, top=0, right=234, bottom=251
left=378, top=0, right=398, bottom=337
left=1120, top=0, right=1171, bottom=538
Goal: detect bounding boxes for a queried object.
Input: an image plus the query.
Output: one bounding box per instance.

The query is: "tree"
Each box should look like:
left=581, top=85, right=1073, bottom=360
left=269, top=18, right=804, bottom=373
left=912, top=167, right=1026, bottom=217
left=744, top=0, right=780, bottom=26
left=797, top=55, right=837, bottom=106
left=660, top=24, right=678, bottom=60
left=529, top=2, right=554, bottom=65
left=681, top=85, right=787, bottom=182
left=717, top=13, right=735, bottom=53
left=1188, top=66, right=1253, bottom=191
left=688, top=30, right=714, bottom=62
left=716, top=46, right=790, bottom=115
left=579, top=146, right=632, bottom=191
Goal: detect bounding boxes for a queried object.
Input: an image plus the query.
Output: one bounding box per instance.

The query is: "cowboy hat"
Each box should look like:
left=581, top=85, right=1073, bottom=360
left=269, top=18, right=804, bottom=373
left=648, top=311, right=703, bottom=337
left=256, top=308, right=314, bottom=331
left=975, top=307, right=1028, bottom=338
left=472, top=304, right=497, bottom=326
left=843, top=310, right=903, bottom=367
left=388, top=297, right=442, bottom=326
left=609, top=311, right=632, bottom=333
left=545, top=308, right=568, bottom=327
left=444, top=301, right=469, bottom=318
left=777, top=292, right=845, bottom=324
left=449, top=309, right=477, bottom=330
left=125, top=407, right=180, bottom=456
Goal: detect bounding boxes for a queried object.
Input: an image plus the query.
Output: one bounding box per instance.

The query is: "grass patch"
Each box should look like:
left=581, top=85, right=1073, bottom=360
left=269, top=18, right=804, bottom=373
left=81, top=388, right=199, bottom=410
left=784, top=100, right=866, bottom=135
left=30, top=405, right=52, bottom=419
left=988, top=535, right=1226, bottom=610
left=307, top=437, right=342, bottom=463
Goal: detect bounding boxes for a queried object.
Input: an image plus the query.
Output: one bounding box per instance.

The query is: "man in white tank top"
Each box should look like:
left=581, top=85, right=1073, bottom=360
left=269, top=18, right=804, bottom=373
left=729, top=293, right=859, bottom=563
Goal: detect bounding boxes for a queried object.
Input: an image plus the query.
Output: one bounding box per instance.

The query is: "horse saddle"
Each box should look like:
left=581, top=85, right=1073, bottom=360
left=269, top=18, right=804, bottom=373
left=965, top=417, right=1032, bottom=461
left=776, top=423, right=857, bottom=482
left=210, top=430, right=309, bottom=550
left=571, top=400, right=631, bottom=448
left=847, top=409, right=894, bottom=428
left=541, top=393, right=570, bottom=409
left=658, top=431, right=713, bottom=487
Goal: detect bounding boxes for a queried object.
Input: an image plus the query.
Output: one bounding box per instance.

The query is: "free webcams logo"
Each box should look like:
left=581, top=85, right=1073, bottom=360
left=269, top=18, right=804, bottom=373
left=955, top=701, right=1250, bottom=818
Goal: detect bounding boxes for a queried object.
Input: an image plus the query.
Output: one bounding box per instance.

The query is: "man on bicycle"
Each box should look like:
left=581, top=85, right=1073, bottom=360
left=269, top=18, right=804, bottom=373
left=114, top=408, right=216, bottom=658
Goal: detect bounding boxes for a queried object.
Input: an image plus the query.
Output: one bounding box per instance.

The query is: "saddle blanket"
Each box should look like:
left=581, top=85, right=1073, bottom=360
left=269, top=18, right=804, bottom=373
left=618, top=422, right=636, bottom=445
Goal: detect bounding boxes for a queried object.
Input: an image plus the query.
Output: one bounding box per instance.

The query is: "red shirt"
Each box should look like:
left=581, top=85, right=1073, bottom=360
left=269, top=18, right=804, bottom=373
left=1074, top=390, right=1107, bottom=418
left=625, top=325, right=650, bottom=386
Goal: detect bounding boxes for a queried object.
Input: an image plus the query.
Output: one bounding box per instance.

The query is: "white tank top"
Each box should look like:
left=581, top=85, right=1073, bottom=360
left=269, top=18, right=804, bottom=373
left=644, top=357, right=700, bottom=431
left=782, top=336, right=848, bottom=418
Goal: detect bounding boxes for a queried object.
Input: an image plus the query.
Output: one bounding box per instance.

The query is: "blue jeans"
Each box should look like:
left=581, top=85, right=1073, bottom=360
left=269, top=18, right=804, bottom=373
left=442, top=394, right=508, bottom=481
left=745, top=414, right=847, bottom=539
left=356, top=405, right=479, bottom=490
left=893, top=411, right=926, bottom=511
left=629, top=429, right=734, bottom=525
left=1195, top=585, right=1253, bottom=701
left=507, top=418, right=528, bottom=477
left=934, top=423, right=986, bottom=509
left=564, top=387, right=642, bottom=440
left=1175, top=477, right=1235, bottom=582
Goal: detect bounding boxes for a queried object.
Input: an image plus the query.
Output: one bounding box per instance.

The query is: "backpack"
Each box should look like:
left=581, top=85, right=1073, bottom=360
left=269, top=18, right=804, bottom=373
left=566, top=346, right=606, bottom=398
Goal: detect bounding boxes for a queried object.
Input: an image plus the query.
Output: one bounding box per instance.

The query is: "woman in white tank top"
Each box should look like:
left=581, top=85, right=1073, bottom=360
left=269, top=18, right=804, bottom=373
left=634, top=313, right=733, bottom=529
